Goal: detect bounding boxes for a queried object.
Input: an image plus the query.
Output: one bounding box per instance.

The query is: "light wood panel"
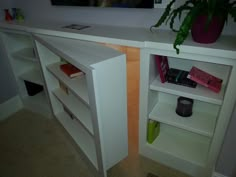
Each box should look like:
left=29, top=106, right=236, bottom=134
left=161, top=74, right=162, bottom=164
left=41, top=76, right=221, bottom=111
left=103, top=43, right=140, bottom=155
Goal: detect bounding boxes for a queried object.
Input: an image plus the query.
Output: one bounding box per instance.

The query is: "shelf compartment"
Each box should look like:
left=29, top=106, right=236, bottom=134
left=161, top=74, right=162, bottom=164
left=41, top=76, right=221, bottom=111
left=53, top=88, right=94, bottom=135
left=149, top=124, right=210, bottom=167
left=12, top=47, right=38, bottom=62
left=22, top=91, right=51, bottom=117
left=19, top=69, right=44, bottom=86
left=47, top=62, right=89, bottom=106
left=150, top=76, right=225, bottom=105
left=55, top=111, right=98, bottom=169
left=149, top=102, right=216, bottom=137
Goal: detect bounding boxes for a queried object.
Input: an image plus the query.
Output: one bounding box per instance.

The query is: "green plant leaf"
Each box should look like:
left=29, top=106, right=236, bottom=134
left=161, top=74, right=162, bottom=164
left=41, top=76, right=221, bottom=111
left=173, top=3, right=202, bottom=54
left=150, top=0, right=176, bottom=31
left=169, top=6, right=192, bottom=32
left=207, top=0, right=216, bottom=15
left=229, top=7, right=236, bottom=22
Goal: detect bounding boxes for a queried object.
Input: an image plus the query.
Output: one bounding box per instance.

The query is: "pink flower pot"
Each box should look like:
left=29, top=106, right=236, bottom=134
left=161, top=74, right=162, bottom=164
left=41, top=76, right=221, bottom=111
left=191, top=15, right=225, bottom=44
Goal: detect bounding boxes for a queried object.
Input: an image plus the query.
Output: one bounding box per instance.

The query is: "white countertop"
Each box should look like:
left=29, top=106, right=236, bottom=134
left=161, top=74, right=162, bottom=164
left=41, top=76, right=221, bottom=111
left=0, top=20, right=236, bottom=59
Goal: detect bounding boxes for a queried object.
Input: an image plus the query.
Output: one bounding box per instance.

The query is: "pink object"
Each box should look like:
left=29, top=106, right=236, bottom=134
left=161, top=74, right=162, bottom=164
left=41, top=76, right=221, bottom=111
left=155, top=55, right=169, bottom=83
left=191, top=15, right=225, bottom=44
left=187, top=66, right=223, bottom=93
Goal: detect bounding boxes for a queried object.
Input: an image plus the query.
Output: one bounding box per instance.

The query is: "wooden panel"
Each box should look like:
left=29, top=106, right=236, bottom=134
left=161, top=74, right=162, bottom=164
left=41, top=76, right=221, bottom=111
left=102, top=43, right=126, bottom=53
left=103, top=43, right=140, bottom=155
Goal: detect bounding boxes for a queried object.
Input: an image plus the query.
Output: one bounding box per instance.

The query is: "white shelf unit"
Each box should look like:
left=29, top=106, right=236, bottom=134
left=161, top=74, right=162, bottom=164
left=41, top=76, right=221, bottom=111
left=12, top=47, right=38, bottom=62
left=139, top=47, right=236, bottom=177
left=47, top=62, right=89, bottom=106
left=34, top=34, right=128, bottom=177
left=0, top=29, right=51, bottom=118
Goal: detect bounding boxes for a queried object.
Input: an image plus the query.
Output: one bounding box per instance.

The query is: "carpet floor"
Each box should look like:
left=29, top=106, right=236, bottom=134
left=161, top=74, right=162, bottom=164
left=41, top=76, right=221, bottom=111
left=0, top=109, right=191, bottom=177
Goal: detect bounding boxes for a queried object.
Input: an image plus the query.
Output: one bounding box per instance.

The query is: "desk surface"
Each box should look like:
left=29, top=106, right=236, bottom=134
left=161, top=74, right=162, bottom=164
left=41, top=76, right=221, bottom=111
left=0, top=20, right=236, bottom=59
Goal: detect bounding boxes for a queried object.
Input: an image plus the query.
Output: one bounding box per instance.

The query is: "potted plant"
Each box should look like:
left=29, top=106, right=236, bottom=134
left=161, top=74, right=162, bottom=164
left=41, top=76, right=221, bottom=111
left=151, top=0, right=236, bottom=54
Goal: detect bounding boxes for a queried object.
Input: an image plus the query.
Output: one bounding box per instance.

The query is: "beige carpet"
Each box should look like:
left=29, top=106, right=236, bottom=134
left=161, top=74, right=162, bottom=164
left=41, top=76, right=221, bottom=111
left=0, top=109, right=191, bottom=177
left=0, top=109, right=95, bottom=177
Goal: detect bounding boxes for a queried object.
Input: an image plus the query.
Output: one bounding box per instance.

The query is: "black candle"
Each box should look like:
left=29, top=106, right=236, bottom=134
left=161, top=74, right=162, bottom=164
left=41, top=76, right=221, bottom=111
left=176, top=97, right=194, bottom=117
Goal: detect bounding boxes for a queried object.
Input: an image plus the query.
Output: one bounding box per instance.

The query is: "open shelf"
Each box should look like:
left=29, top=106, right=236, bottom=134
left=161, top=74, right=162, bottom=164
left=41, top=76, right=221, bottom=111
left=55, top=111, right=98, bottom=169
left=47, top=62, right=89, bottom=106
left=12, top=47, right=38, bottom=62
left=22, top=91, right=51, bottom=117
left=150, top=76, right=225, bottom=105
left=19, top=69, right=44, bottom=86
left=149, top=102, right=216, bottom=137
left=53, top=88, right=93, bottom=135
left=149, top=124, right=210, bottom=167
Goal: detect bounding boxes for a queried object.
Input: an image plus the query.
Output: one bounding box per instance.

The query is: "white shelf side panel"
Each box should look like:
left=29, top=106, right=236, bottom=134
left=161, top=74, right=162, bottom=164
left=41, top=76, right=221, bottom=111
left=52, top=88, right=94, bottom=135
left=19, top=69, right=44, bottom=86
left=12, top=47, right=38, bottom=62
left=150, top=76, right=225, bottom=105
left=149, top=102, right=217, bottom=137
left=90, top=56, right=128, bottom=170
left=56, top=111, right=98, bottom=169
left=47, top=62, right=89, bottom=105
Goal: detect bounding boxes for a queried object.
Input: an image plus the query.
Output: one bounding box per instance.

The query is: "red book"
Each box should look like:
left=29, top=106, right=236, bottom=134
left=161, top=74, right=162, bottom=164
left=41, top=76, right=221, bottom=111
left=60, top=63, right=84, bottom=78
left=155, top=55, right=169, bottom=83
left=187, top=66, right=223, bottom=93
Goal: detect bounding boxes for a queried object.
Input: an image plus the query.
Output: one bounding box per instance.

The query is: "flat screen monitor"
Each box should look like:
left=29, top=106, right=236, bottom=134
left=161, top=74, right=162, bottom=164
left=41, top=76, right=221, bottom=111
left=51, top=0, right=154, bottom=8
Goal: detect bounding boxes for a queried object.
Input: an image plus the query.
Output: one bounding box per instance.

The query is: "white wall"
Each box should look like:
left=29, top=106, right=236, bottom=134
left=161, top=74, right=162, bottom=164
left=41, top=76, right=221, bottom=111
left=11, top=0, right=236, bottom=35
left=0, top=0, right=14, bottom=21
left=12, top=0, right=163, bottom=28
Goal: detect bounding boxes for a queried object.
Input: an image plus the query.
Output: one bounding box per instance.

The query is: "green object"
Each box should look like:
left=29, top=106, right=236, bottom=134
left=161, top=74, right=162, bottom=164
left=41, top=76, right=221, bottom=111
left=16, top=8, right=24, bottom=22
left=150, top=0, right=236, bottom=54
left=147, top=120, right=160, bottom=144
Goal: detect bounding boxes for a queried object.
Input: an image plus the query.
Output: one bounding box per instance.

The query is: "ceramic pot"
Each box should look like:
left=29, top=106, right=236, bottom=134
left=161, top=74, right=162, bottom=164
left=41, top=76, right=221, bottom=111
left=191, top=15, right=225, bottom=44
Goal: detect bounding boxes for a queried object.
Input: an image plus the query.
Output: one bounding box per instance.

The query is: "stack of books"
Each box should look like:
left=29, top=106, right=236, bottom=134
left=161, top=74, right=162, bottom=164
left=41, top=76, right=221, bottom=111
left=155, top=54, right=223, bottom=93
left=156, top=55, right=197, bottom=88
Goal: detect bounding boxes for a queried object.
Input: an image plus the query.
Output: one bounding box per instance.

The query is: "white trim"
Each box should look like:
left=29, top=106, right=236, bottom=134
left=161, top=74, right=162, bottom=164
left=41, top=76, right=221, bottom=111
left=0, top=95, right=23, bottom=121
left=213, top=172, right=230, bottom=177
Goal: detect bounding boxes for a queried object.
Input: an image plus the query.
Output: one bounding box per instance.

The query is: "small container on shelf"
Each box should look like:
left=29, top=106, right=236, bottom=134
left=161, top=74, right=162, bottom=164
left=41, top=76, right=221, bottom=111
left=176, top=96, right=194, bottom=117
left=147, top=119, right=160, bottom=144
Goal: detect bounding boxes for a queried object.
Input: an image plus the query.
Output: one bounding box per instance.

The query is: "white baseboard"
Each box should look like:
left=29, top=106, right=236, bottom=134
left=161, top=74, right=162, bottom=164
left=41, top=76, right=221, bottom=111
left=213, top=172, right=230, bottom=177
left=0, top=95, right=23, bottom=121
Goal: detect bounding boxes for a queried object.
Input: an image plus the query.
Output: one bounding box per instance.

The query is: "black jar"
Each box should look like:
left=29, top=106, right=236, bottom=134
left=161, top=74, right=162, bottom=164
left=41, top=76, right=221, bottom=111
left=176, top=97, right=193, bottom=117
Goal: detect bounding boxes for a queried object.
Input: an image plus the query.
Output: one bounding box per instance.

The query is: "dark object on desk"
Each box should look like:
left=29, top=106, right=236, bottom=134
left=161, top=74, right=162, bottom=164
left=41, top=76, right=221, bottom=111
left=176, top=97, right=194, bottom=117
left=166, top=68, right=197, bottom=88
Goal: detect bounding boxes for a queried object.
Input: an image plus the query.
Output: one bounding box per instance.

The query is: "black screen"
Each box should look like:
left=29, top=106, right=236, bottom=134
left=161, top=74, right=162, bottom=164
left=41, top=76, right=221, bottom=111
left=51, top=0, right=154, bottom=8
